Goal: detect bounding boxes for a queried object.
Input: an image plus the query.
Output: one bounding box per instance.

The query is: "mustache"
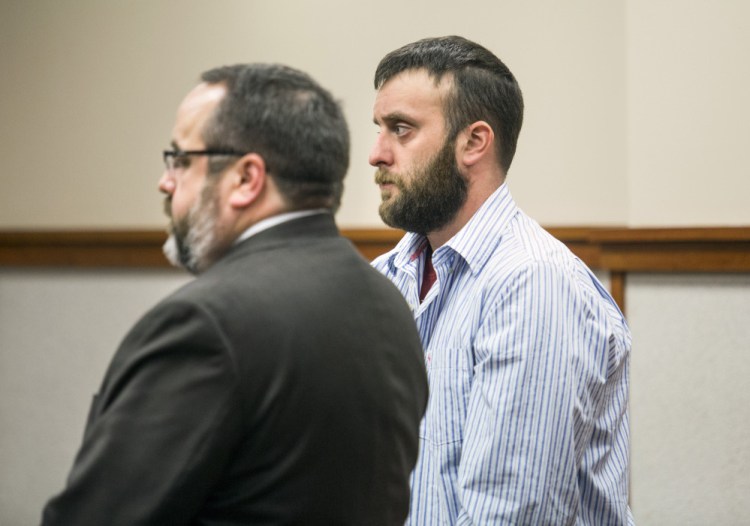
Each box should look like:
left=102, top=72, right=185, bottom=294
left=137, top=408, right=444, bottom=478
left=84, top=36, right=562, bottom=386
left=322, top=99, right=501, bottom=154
left=374, top=169, right=399, bottom=186
left=163, top=198, right=172, bottom=219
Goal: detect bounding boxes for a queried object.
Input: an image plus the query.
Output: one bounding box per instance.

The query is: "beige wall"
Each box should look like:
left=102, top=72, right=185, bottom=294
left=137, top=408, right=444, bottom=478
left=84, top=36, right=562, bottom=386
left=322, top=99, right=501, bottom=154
left=3, top=2, right=746, bottom=229
left=0, top=1, right=617, bottom=228
left=2, top=1, right=750, bottom=525
left=626, top=1, right=750, bottom=226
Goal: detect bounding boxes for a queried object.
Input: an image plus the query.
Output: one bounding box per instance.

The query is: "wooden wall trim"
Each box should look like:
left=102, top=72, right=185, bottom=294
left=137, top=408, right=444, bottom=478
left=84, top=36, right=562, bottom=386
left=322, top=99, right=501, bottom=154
left=590, top=227, right=750, bottom=272
left=1, top=227, right=749, bottom=273
left=0, top=230, right=171, bottom=268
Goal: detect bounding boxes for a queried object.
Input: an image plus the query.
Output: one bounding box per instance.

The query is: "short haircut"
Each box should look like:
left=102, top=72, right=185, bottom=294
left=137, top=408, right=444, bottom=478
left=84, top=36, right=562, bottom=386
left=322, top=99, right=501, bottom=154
left=200, top=64, right=350, bottom=210
left=374, top=36, right=524, bottom=174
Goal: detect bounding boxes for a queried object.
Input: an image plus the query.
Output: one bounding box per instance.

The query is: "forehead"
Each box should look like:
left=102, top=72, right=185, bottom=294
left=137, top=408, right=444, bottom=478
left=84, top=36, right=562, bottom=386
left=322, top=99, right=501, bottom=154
left=172, top=82, right=227, bottom=146
left=373, top=68, right=452, bottom=123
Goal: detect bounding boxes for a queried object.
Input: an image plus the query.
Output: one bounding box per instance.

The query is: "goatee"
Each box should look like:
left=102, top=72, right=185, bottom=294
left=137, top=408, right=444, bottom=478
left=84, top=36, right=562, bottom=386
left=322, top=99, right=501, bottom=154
left=162, top=180, right=225, bottom=275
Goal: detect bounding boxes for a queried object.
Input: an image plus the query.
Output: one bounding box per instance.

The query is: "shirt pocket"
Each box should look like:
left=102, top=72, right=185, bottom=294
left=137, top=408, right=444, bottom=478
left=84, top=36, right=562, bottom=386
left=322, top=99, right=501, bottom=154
left=423, top=348, right=472, bottom=446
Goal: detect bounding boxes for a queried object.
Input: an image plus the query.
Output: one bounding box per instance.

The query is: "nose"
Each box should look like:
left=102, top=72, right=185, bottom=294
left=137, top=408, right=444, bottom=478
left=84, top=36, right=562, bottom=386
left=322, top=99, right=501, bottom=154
left=158, top=170, right=176, bottom=195
left=368, top=133, right=392, bottom=168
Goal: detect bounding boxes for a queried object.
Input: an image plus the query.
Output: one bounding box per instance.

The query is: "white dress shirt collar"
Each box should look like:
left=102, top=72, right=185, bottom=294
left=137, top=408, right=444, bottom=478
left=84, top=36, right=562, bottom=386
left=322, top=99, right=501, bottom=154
left=234, top=209, right=329, bottom=245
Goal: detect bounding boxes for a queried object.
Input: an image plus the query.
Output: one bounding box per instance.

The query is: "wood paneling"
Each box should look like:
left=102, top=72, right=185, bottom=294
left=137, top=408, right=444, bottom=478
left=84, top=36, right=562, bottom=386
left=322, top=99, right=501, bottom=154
left=3, top=227, right=748, bottom=314
left=2, top=227, right=749, bottom=272
left=591, top=228, right=750, bottom=273
left=340, top=228, right=403, bottom=262
left=0, top=231, right=171, bottom=268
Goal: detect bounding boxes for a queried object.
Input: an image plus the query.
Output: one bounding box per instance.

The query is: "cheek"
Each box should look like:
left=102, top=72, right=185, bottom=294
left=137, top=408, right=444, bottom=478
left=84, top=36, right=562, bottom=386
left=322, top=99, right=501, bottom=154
left=169, top=196, right=189, bottom=221
left=406, top=142, right=435, bottom=169
left=169, top=184, right=200, bottom=221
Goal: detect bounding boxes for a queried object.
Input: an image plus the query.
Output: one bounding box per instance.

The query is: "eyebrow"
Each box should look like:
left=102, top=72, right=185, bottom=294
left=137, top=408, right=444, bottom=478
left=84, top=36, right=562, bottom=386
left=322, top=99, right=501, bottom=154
left=373, top=112, right=416, bottom=127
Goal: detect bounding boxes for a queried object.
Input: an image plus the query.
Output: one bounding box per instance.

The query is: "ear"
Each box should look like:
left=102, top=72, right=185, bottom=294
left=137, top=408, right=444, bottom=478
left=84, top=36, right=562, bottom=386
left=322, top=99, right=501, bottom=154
left=457, top=121, right=494, bottom=167
left=228, top=153, right=267, bottom=209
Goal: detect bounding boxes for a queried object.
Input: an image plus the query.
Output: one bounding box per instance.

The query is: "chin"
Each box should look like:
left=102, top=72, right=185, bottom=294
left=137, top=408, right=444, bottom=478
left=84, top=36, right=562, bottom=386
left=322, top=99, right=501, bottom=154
left=162, top=234, right=183, bottom=269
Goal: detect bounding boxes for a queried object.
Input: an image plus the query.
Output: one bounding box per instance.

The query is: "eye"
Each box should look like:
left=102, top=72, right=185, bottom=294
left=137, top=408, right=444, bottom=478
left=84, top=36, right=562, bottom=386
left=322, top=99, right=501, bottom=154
left=393, top=124, right=410, bottom=137
left=173, top=154, right=191, bottom=169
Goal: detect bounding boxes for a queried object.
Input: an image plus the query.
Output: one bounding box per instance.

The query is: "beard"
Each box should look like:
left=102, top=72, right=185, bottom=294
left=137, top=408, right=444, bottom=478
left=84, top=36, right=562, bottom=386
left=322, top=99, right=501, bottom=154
left=162, top=178, right=227, bottom=275
left=374, top=138, right=468, bottom=236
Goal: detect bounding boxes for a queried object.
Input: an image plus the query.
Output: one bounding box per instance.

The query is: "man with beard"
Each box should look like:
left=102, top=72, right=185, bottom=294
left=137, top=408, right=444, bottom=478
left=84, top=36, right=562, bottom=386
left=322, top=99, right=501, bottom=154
left=369, top=36, right=634, bottom=525
left=41, top=63, right=428, bottom=526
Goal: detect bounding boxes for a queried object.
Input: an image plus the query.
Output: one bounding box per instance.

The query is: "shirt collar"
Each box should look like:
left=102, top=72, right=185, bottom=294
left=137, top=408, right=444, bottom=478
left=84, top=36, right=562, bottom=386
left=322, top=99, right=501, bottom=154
left=234, top=209, right=329, bottom=245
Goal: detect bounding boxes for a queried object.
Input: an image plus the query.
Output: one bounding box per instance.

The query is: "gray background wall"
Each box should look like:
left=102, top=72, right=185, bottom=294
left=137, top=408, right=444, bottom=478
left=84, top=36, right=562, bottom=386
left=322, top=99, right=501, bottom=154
left=1, top=1, right=749, bottom=524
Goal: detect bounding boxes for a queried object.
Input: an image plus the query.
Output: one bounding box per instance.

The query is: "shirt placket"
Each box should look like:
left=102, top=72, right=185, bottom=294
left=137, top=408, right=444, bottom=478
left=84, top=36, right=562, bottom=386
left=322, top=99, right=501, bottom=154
left=414, top=249, right=458, bottom=350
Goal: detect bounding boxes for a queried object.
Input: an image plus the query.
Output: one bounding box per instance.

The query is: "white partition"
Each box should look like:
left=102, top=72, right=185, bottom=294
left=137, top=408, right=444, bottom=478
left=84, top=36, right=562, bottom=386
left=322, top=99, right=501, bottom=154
left=3, top=268, right=750, bottom=523
left=0, top=269, right=191, bottom=526
left=628, top=273, right=750, bottom=525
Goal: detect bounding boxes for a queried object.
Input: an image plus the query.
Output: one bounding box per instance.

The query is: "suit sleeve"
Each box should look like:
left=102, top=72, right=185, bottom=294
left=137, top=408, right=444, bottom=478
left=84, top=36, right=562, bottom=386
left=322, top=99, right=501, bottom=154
left=41, top=299, right=243, bottom=526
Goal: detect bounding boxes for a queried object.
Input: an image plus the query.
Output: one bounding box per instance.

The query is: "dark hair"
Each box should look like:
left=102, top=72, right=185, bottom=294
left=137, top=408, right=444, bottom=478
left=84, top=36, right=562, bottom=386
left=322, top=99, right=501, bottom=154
left=200, top=63, right=349, bottom=210
left=374, top=36, right=523, bottom=174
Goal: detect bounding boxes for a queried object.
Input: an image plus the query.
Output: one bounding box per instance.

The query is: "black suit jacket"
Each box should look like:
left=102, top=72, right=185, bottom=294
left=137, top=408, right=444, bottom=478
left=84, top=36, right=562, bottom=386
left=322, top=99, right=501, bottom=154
left=42, top=214, right=428, bottom=525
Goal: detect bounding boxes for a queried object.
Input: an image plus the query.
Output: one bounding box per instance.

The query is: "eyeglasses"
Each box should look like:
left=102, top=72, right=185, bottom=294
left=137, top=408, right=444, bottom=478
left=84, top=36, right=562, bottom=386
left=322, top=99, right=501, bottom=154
left=162, top=148, right=248, bottom=172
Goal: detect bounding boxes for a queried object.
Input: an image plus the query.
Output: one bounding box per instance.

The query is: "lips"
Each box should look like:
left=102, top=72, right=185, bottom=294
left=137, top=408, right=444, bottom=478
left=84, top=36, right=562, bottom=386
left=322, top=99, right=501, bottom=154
left=374, top=169, right=398, bottom=186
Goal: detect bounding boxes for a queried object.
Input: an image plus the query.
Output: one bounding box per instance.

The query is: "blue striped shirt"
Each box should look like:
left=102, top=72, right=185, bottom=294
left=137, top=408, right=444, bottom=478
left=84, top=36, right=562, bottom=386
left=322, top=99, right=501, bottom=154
left=373, top=184, right=634, bottom=525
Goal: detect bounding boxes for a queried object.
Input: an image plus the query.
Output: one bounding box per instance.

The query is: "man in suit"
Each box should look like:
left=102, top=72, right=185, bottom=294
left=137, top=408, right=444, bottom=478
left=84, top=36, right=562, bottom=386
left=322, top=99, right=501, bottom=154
left=42, top=63, right=428, bottom=525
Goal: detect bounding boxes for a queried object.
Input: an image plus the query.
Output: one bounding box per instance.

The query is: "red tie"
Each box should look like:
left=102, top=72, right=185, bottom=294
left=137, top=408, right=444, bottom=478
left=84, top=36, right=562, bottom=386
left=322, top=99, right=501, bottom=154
left=419, top=249, right=436, bottom=302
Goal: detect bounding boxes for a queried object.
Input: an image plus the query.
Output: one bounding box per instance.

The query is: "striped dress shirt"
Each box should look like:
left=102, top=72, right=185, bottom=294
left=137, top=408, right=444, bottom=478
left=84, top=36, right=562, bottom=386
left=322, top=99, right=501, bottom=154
left=373, top=184, right=634, bottom=525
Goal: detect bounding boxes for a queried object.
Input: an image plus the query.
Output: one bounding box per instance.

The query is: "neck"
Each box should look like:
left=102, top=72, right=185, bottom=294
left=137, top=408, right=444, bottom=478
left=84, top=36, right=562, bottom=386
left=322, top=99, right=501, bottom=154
left=426, top=177, right=502, bottom=249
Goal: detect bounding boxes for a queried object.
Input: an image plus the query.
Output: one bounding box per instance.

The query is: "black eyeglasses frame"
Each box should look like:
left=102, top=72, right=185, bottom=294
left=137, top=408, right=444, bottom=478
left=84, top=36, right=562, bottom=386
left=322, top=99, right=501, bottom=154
left=162, top=149, right=249, bottom=171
